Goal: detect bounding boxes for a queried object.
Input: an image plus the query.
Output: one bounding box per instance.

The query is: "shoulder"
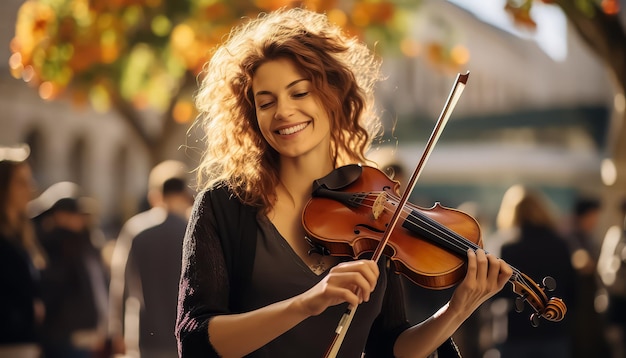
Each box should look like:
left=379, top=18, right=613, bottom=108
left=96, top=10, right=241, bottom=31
left=199, top=185, right=241, bottom=204
left=131, top=214, right=188, bottom=253
left=132, top=214, right=179, bottom=240
left=186, top=186, right=254, bottom=240
left=119, top=207, right=168, bottom=239
left=193, top=185, right=231, bottom=208
left=193, top=185, right=255, bottom=217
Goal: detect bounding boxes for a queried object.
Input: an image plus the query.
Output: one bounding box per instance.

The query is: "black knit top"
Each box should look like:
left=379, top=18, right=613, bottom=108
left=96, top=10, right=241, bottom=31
left=175, top=186, right=460, bottom=358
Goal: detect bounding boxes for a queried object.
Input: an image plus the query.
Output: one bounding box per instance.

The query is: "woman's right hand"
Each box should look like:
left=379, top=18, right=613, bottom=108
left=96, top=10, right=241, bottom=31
left=207, top=259, right=379, bottom=357
left=296, top=259, right=379, bottom=316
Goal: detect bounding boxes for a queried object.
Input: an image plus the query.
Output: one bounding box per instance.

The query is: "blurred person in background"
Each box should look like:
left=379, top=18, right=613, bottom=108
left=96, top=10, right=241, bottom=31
left=597, top=198, right=626, bottom=358
left=125, top=177, right=193, bottom=358
left=33, top=185, right=109, bottom=358
left=494, top=185, right=576, bottom=358
left=107, top=160, right=190, bottom=358
left=0, top=145, right=46, bottom=358
left=79, top=196, right=109, bottom=266
left=565, top=197, right=610, bottom=358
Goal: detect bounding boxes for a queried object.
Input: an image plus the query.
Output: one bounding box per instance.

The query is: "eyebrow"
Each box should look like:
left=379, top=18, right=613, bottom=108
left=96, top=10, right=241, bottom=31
left=254, top=78, right=309, bottom=97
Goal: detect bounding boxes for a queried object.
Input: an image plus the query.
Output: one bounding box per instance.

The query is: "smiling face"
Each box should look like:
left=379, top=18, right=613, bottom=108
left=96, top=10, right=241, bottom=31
left=252, top=57, right=332, bottom=162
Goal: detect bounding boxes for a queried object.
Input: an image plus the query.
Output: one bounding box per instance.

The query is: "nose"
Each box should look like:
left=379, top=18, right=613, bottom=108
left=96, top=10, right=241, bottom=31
left=274, top=97, right=294, bottom=120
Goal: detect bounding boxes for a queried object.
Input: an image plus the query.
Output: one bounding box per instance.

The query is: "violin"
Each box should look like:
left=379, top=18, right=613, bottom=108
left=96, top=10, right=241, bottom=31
left=302, top=163, right=567, bottom=326
left=304, top=72, right=566, bottom=358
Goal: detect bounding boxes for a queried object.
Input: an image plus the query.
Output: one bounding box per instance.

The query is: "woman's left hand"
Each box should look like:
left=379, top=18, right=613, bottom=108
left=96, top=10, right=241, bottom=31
left=448, top=249, right=512, bottom=317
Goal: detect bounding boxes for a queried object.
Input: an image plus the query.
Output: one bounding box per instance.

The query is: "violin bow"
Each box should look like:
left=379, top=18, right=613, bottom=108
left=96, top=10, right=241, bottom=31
left=323, top=72, right=470, bottom=358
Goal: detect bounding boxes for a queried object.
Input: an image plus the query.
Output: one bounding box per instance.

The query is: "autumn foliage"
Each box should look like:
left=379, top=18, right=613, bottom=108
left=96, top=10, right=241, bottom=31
left=9, top=0, right=415, bottom=120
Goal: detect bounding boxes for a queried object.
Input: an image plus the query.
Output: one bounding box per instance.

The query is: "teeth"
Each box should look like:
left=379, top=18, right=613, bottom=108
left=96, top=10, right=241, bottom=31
left=278, top=123, right=308, bottom=135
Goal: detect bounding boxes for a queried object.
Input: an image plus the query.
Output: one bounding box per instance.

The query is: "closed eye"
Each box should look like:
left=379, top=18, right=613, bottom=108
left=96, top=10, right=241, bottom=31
left=258, top=101, right=274, bottom=110
left=293, top=92, right=309, bottom=98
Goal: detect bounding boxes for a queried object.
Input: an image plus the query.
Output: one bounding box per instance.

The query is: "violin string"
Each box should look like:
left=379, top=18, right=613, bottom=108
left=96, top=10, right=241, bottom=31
left=353, top=192, right=543, bottom=306
left=400, top=206, right=525, bottom=283
left=355, top=191, right=525, bottom=283
left=390, top=197, right=526, bottom=283
left=357, top=191, right=479, bottom=254
left=357, top=191, right=477, bottom=254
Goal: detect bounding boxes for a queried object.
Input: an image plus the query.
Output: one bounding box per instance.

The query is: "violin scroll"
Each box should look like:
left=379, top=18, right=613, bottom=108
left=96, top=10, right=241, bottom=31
left=510, top=272, right=567, bottom=327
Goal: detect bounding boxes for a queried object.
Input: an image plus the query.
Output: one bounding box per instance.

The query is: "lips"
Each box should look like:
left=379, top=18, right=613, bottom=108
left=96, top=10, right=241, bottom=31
left=276, top=122, right=309, bottom=135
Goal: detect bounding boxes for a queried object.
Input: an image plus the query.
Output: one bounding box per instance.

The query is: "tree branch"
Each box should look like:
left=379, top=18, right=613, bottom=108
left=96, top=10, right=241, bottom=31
left=556, top=0, right=626, bottom=92
left=161, top=71, right=195, bottom=141
left=108, top=87, right=156, bottom=152
left=153, top=70, right=197, bottom=160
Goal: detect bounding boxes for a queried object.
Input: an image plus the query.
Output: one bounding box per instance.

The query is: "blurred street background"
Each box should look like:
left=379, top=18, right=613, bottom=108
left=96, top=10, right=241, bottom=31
left=1, top=0, right=625, bottom=357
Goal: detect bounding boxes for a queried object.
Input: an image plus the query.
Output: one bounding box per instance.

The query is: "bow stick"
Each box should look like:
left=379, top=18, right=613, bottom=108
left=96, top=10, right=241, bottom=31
left=323, top=71, right=470, bottom=358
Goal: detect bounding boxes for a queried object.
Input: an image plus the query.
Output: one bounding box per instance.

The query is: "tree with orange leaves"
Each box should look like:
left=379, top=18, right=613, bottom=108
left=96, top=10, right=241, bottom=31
left=10, top=0, right=624, bottom=168
left=9, top=0, right=417, bottom=163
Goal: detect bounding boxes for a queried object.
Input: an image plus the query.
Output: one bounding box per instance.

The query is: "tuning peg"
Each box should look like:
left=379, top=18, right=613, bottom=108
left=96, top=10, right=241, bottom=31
left=530, top=313, right=540, bottom=327
left=541, top=276, right=556, bottom=291
left=514, top=297, right=525, bottom=313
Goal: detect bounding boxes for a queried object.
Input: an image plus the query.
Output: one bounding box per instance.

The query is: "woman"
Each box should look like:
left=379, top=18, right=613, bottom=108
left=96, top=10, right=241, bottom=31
left=176, top=8, right=512, bottom=358
left=0, top=146, right=46, bottom=357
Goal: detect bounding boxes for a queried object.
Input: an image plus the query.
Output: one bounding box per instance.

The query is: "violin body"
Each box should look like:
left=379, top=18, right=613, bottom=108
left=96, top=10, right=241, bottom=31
left=302, top=165, right=481, bottom=289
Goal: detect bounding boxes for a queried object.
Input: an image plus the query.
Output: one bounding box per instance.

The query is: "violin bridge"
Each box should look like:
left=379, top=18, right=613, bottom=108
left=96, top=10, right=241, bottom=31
left=372, top=192, right=387, bottom=220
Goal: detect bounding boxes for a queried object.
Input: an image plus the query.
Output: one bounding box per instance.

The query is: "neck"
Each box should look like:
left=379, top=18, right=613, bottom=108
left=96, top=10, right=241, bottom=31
left=278, top=154, right=334, bottom=209
left=164, top=196, right=191, bottom=220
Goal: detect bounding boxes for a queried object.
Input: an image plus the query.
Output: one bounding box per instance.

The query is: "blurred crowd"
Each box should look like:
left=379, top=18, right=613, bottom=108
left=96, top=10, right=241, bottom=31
left=1, top=146, right=194, bottom=358
left=374, top=154, right=626, bottom=358
left=2, top=144, right=626, bottom=358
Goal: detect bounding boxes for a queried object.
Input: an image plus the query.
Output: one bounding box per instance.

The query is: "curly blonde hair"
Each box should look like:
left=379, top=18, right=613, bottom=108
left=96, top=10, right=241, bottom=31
left=193, top=7, right=383, bottom=211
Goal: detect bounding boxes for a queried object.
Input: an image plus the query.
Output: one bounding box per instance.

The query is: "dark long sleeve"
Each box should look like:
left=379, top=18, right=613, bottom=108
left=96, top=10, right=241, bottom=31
left=0, top=236, right=41, bottom=344
left=175, top=191, right=229, bottom=357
